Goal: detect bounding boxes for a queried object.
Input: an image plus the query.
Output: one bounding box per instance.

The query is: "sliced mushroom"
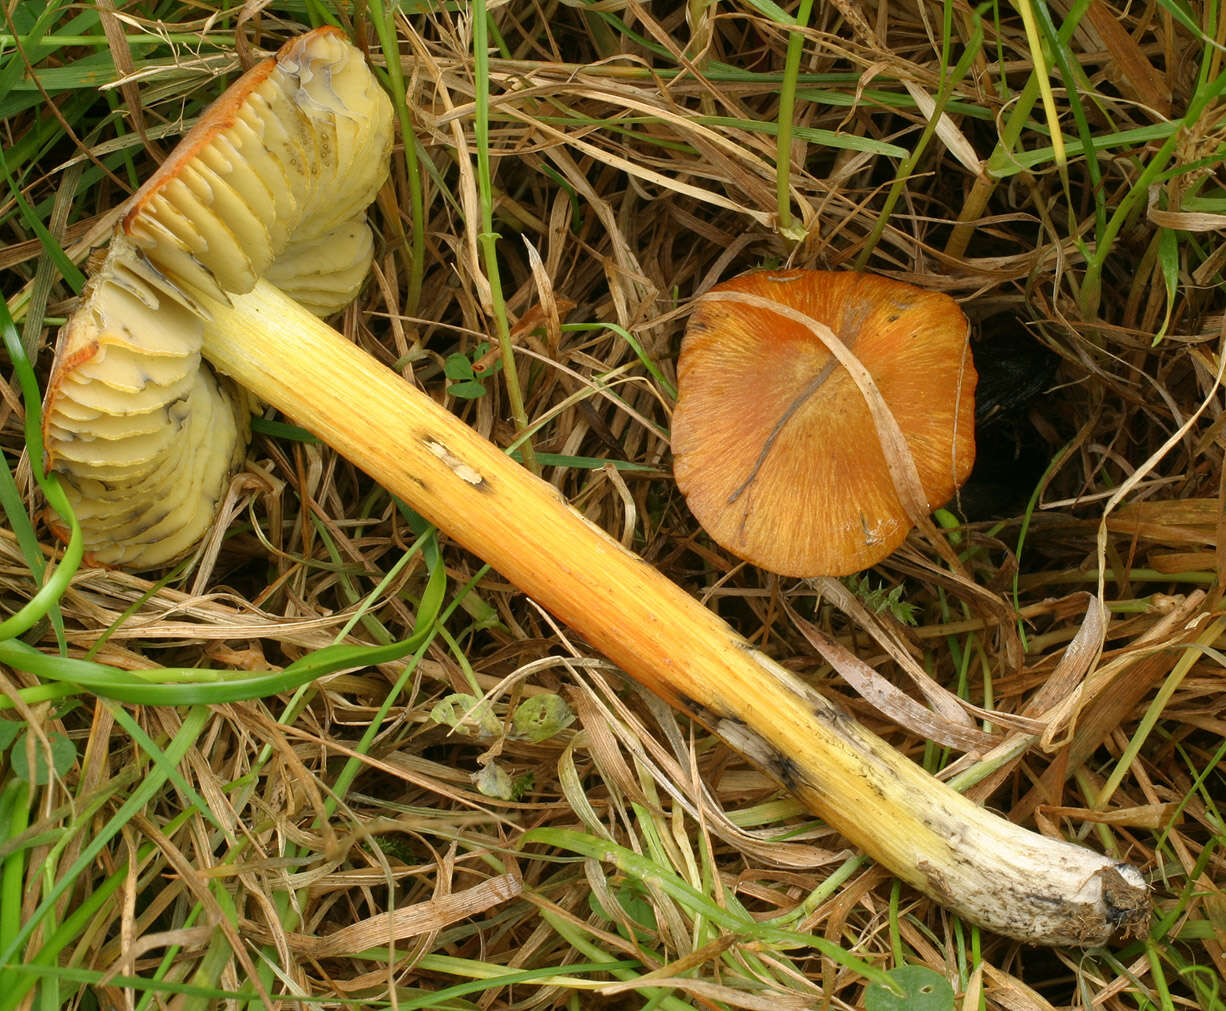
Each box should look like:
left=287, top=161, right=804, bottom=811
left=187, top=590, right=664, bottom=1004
left=42, top=27, right=392, bottom=568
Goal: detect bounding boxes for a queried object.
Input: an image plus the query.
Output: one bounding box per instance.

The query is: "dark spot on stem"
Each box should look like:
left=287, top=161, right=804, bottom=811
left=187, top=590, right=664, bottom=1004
left=769, top=751, right=802, bottom=790
left=675, top=692, right=721, bottom=725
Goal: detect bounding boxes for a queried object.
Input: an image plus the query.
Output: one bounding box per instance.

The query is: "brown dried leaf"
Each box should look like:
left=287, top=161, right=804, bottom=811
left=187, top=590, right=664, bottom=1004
left=1083, top=0, right=1171, bottom=116
left=1038, top=802, right=1180, bottom=829
left=787, top=600, right=997, bottom=752
left=287, top=872, right=523, bottom=958
left=982, top=963, right=1058, bottom=1011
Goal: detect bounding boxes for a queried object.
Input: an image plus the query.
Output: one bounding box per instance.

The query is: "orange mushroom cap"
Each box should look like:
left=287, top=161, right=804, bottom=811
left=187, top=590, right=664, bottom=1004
left=671, top=268, right=977, bottom=577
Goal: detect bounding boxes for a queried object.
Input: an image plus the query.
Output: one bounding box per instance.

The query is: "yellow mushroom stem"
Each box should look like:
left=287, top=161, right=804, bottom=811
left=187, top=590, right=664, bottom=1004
left=200, top=279, right=1149, bottom=946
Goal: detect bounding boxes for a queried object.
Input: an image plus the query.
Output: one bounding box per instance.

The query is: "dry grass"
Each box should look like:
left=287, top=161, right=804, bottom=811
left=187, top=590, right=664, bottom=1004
left=1, top=0, right=1225, bottom=1008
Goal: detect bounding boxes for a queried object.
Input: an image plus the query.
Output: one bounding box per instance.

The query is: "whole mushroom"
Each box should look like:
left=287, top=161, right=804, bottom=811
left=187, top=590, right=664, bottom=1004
left=672, top=268, right=977, bottom=576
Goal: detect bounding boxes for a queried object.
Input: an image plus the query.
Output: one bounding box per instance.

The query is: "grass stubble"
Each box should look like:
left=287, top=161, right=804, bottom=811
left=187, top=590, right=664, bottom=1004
left=1, top=0, right=1225, bottom=1008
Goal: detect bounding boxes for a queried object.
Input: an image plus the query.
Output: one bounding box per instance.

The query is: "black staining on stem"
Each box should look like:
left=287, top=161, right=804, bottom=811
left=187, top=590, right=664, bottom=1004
left=716, top=714, right=808, bottom=792
left=917, top=861, right=954, bottom=906
left=812, top=696, right=860, bottom=740
left=769, top=751, right=803, bottom=790
left=674, top=691, right=730, bottom=727
left=1021, top=891, right=1066, bottom=908
left=714, top=719, right=778, bottom=769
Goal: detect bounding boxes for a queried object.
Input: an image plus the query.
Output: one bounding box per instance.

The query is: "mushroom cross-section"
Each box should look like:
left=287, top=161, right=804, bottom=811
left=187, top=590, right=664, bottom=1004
left=41, top=27, right=393, bottom=568
left=671, top=268, right=978, bottom=577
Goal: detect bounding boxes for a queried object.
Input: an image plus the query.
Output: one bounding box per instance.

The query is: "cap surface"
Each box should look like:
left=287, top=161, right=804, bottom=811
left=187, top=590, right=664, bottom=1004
left=671, top=269, right=977, bottom=577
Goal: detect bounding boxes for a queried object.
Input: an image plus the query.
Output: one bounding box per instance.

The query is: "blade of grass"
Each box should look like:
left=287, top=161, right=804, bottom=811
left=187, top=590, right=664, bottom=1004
left=1095, top=625, right=1226, bottom=809
left=389, top=959, right=646, bottom=1010
left=0, top=781, right=29, bottom=1002
left=0, top=633, right=437, bottom=706
left=854, top=3, right=984, bottom=268
left=10, top=803, right=200, bottom=1011
left=706, top=114, right=910, bottom=158
left=561, top=321, right=677, bottom=401
left=0, top=705, right=212, bottom=1011
left=0, top=963, right=253, bottom=1005
left=1080, top=62, right=1226, bottom=315
left=367, top=0, right=425, bottom=315
left=473, top=0, right=537, bottom=472
left=775, top=0, right=814, bottom=238
left=950, top=0, right=1094, bottom=256
left=240, top=536, right=456, bottom=1010
left=1033, top=0, right=1103, bottom=252
left=0, top=293, right=78, bottom=650
left=0, top=146, right=84, bottom=294
left=1012, top=0, right=1066, bottom=170
left=522, top=826, right=895, bottom=983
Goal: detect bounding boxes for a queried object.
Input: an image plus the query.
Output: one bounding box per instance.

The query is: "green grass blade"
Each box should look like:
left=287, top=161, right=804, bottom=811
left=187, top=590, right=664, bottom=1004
left=473, top=0, right=536, bottom=472
left=775, top=0, right=815, bottom=236
left=0, top=632, right=437, bottom=706
left=0, top=706, right=211, bottom=1011
left=521, top=827, right=895, bottom=984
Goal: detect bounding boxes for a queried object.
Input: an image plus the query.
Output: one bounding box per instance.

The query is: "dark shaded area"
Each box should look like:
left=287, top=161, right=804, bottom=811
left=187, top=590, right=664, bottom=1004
left=957, top=317, right=1061, bottom=520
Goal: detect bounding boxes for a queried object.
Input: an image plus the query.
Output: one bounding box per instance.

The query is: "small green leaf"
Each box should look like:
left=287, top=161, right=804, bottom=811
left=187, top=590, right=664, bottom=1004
left=10, top=730, right=76, bottom=785
left=251, top=417, right=321, bottom=443
left=474, top=760, right=513, bottom=800
left=430, top=693, right=501, bottom=737
left=448, top=379, right=488, bottom=400
left=511, top=694, right=575, bottom=742
left=842, top=574, right=918, bottom=626
left=740, top=0, right=797, bottom=24
left=0, top=720, right=21, bottom=751
left=865, top=966, right=955, bottom=1011
left=364, top=833, right=416, bottom=863
left=458, top=592, right=504, bottom=632
left=510, top=772, right=535, bottom=801
left=444, top=353, right=475, bottom=380
left=589, top=879, right=660, bottom=944
left=1152, top=226, right=1179, bottom=345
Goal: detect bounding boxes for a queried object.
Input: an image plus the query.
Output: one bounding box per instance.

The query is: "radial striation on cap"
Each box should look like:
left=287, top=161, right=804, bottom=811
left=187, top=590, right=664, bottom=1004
left=671, top=269, right=977, bottom=577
